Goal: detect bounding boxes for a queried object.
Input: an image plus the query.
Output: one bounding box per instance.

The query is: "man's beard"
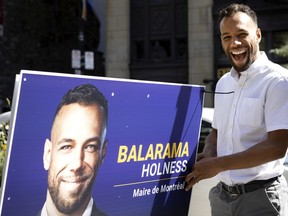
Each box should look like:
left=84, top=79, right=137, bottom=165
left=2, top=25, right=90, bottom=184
left=230, top=54, right=252, bottom=72
left=47, top=171, right=95, bottom=214
left=228, top=45, right=257, bottom=73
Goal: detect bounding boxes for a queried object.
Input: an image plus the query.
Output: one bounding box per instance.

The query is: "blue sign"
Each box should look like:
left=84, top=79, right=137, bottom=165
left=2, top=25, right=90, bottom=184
left=0, top=70, right=204, bottom=216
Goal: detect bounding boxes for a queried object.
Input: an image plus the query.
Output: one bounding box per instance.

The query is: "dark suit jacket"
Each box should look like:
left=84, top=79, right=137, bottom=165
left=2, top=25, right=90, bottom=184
left=91, top=202, right=108, bottom=216
left=37, top=201, right=108, bottom=216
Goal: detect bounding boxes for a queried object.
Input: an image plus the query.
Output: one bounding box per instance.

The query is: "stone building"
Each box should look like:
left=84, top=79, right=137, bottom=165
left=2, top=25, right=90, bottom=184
left=0, top=0, right=288, bottom=111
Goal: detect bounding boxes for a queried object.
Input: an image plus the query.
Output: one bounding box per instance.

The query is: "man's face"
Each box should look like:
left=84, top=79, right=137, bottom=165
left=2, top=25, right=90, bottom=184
left=43, top=103, right=107, bottom=214
left=220, top=12, right=261, bottom=73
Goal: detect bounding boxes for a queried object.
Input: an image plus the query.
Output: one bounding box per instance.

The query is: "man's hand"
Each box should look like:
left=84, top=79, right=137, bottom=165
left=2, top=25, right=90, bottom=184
left=185, top=128, right=219, bottom=191
left=185, top=157, right=221, bottom=191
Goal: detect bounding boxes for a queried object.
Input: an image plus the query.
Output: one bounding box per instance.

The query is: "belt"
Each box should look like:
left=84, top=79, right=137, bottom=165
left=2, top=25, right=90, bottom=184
left=221, top=176, right=279, bottom=195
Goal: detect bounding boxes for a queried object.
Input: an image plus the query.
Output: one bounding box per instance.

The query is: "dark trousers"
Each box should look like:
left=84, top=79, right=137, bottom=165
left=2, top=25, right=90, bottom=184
left=209, top=176, right=288, bottom=216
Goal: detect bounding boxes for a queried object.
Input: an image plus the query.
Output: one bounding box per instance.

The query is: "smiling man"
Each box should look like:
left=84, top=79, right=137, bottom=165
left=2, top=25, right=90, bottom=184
left=220, top=6, right=261, bottom=73
left=40, top=84, right=108, bottom=216
left=185, top=3, right=288, bottom=216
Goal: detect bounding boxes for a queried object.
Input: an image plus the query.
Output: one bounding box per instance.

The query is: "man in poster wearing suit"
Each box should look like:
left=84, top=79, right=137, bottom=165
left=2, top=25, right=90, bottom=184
left=40, top=84, right=108, bottom=216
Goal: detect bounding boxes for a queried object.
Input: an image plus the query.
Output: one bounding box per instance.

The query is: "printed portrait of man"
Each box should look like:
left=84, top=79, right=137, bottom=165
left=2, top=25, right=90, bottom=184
left=39, top=84, right=108, bottom=216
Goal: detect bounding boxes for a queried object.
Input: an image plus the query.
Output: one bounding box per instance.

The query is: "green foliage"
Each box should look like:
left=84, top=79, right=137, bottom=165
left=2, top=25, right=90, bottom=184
left=270, top=44, right=288, bottom=58
left=0, top=120, right=9, bottom=180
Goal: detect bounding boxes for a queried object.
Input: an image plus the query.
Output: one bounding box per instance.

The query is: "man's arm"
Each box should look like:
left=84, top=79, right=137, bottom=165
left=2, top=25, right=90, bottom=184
left=217, top=129, right=288, bottom=170
left=197, top=128, right=217, bottom=160
left=185, top=129, right=288, bottom=191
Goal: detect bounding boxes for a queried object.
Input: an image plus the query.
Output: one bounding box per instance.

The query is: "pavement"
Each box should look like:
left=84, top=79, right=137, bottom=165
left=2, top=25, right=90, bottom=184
left=188, top=177, right=217, bottom=216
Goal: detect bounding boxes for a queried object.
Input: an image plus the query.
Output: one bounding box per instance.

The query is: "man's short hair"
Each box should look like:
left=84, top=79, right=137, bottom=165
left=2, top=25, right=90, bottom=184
left=53, top=84, right=108, bottom=125
left=218, top=3, right=258, bottom=26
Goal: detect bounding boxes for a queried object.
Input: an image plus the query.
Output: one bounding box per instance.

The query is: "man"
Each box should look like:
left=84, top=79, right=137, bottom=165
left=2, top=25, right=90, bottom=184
left=185, top=3, right=288, bottom=216
left=40, top=84, right=108, bottom=216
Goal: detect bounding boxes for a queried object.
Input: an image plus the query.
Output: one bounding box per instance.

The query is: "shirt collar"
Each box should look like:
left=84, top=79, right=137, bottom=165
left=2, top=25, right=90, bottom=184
left=82, top=198, right=94, bottom=216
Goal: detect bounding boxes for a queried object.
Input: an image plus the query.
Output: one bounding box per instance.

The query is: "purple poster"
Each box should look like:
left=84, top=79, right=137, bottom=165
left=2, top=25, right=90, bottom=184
left=0, top=70, right=204, bottom=216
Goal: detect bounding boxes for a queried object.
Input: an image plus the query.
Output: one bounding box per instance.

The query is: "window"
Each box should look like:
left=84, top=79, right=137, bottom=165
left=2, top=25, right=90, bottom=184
left=130, top=0, right=188, bottom=83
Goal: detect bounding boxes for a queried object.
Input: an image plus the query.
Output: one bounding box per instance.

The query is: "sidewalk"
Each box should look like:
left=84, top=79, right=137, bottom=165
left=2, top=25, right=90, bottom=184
left=188, top=177, right=217, bottom=216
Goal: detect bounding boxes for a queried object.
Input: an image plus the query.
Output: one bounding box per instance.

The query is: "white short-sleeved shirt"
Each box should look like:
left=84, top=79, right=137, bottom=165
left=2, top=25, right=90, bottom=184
left=213, top=52, right=288, bottom=185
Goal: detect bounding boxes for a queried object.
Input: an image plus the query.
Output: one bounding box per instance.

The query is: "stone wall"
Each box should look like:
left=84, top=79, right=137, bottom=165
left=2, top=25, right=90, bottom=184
left=188, top=0, right=214, bottom=107
left=105, top=0, right=130, bottom=79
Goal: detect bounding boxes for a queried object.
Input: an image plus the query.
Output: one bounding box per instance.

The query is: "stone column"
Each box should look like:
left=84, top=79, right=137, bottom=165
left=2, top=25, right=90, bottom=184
left=188, top=0, right=214, bottom=107
left=105, top=0, right=130, bottom=79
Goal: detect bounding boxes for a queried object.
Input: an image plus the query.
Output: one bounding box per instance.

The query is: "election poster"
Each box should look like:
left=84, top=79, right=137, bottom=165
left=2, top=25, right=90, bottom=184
left=0, top=70, right=205, bottom=216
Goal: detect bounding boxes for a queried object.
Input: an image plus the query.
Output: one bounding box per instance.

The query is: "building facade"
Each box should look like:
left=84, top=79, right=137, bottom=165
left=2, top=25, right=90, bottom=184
left=106, top=0, right=288, bottom=107
left=106, top=0, right=215, bottom=106
left=1, top=0, right=288, bottom=110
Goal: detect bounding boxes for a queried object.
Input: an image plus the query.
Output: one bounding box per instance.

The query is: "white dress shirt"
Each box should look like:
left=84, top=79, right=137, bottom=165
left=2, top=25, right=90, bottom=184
left=213, top=52, right=288, bottom=185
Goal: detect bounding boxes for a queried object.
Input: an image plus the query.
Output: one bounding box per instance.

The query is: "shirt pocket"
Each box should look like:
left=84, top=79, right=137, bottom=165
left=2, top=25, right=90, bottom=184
left=238, top=98, right=264, bottom=128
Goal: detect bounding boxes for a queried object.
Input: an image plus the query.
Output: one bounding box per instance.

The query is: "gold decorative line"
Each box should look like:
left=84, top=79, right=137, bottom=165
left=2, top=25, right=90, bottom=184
left=114, top=176, right=186, bottom=187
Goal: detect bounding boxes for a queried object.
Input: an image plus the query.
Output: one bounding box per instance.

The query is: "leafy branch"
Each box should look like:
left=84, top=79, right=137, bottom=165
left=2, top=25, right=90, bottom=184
left=0, top=120, right=9, bottom=180
left=270, top=44, right=288, bottom=58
